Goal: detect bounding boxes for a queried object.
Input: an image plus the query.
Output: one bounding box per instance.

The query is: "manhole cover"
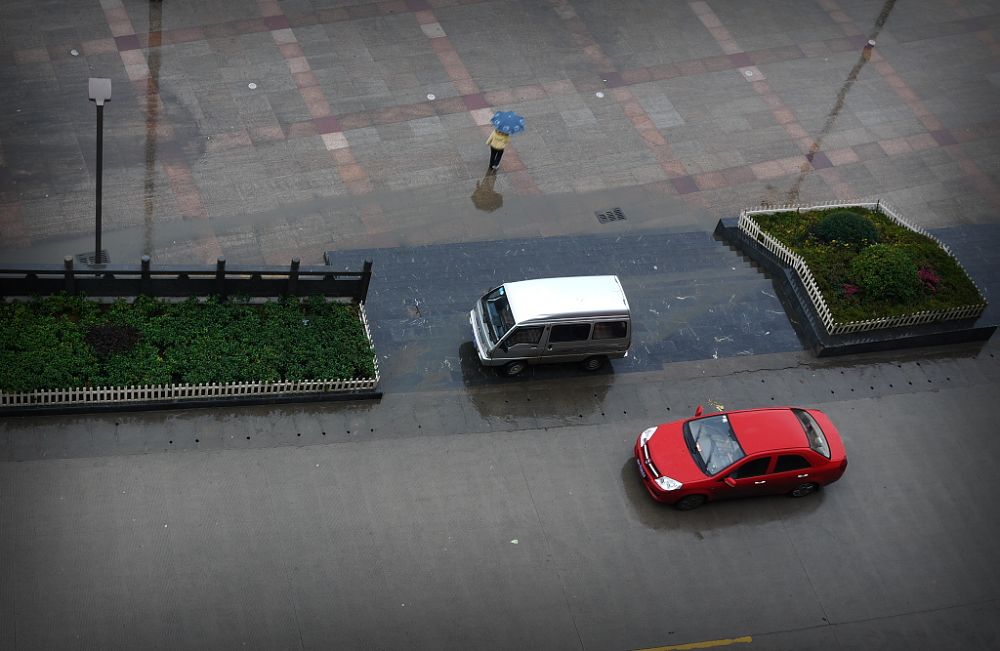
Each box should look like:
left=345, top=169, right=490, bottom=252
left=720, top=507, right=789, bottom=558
left=595, top=207, right=626, bottom=224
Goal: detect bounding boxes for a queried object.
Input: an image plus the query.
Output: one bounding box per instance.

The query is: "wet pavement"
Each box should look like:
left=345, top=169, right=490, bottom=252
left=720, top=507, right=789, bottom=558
left=336, top=222, right=1000, bottom=393
left=2, top=1, right=1000, bottom=649
left=3, top=343, right=1000, bottom=650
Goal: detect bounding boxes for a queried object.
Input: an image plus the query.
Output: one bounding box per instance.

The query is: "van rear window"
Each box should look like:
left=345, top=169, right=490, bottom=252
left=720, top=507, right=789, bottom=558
left=593, top=321, right=628, bottom=339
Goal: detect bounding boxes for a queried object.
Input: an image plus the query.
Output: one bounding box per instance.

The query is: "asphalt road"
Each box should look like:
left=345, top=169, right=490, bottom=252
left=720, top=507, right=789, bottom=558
left=3, top=344, right=999, bottom=650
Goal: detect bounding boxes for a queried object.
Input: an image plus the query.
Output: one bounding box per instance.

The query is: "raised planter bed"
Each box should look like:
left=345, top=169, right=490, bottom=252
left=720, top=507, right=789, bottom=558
left=0, top=258, right=381, bottom=415
left=0, top=304, right=379, bottom=414
left=715, top=201, right=995, bottom=356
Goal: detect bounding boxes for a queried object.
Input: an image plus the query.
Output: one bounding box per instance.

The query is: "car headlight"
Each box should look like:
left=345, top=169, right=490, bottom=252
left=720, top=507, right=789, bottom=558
left=654, top=476, right=682, bottom=491
left=638, top=427, right=657, bottom=446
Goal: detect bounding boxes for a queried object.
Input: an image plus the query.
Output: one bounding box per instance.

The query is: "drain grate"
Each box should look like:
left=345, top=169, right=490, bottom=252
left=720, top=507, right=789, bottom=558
left=595, top=207, right=626, bottom=224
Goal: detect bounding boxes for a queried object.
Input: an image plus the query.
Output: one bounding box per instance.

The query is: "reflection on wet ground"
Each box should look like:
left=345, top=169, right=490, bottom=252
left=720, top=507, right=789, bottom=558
left=786, top=0, right=897, bottom=203
left=618, top=457, right=826, bottom=533
left=470, top=169, right=503, bottom=213
left=142, top=0, right=162, bottom=256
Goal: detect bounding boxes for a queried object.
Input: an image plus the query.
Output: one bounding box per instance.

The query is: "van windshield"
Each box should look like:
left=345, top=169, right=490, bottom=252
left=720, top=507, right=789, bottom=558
left=481, top=286, right=515, bottom=344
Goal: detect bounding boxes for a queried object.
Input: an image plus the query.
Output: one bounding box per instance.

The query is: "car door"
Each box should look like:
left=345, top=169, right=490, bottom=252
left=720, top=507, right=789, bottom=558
left=496, top=325, right=545, bottom=360
left=720, top=456, right=773, bottom=499
left=544, top=322, right=592, bottom=361
left=768, top=453, right=816, bottom=493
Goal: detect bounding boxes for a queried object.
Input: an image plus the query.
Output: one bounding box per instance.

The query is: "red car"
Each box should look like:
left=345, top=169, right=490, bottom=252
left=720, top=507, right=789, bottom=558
left=634, top=406, right=848, bottom=510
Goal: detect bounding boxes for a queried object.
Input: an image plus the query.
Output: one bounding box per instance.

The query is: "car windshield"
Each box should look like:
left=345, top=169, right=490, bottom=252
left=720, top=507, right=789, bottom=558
left=684, top=415, right=746, bottom=475
left=481, top=286, right=515, bottom=344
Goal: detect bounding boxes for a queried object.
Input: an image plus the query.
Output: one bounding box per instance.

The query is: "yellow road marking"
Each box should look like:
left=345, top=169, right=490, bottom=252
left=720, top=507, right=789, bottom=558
left=635, top=635, right=752, bottom=651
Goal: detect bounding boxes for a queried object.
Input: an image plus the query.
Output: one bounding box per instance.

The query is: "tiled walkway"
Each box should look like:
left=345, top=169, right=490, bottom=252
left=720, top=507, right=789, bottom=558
left=1, top=0, right=998, bottom=266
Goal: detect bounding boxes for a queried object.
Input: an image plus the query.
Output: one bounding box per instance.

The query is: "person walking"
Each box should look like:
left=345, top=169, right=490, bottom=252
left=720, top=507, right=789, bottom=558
left=486, top=128, right=510, bottom=170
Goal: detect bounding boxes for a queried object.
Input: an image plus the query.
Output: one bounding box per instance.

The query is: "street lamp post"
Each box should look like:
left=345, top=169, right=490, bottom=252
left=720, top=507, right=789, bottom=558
left=88, top=77, right=112, bottom=264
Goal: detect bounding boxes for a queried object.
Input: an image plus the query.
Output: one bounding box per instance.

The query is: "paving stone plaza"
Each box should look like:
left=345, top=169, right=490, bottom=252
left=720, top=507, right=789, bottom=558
left=1, top=0, right=998, bottom=267
left=2, top=1, right=1000, bottom=649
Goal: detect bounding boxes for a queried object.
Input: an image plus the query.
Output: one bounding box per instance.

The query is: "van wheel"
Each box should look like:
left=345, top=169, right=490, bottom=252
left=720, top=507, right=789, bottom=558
left=503, top=361, right=527, bottom=376
left=581, top=356, right=605, bottom=371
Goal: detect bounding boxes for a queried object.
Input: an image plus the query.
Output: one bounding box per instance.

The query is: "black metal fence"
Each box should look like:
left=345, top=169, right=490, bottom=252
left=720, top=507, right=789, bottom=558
left=0, top=256, right=373, bottom=302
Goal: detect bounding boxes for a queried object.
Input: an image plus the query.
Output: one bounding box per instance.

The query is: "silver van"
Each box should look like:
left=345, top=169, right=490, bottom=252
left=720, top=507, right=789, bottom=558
left=469, top=275, right=631, bottom=376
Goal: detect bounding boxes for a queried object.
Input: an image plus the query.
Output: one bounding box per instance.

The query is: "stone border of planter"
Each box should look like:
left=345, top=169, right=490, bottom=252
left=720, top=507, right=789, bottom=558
left=714, top=217, right=996, bottom=357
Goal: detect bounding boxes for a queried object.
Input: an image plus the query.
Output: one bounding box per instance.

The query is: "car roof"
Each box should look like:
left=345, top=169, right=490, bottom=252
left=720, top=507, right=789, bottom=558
left=725, top=408, right=809, bottom=455
left=503, top=275, right=630, bottom=324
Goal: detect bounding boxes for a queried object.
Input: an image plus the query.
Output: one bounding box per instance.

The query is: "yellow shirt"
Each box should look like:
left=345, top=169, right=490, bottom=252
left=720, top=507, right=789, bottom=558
left=487, top=130, right=510, bottom=150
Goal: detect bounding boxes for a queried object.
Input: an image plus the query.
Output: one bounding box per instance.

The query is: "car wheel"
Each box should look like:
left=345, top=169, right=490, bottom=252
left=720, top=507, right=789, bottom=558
left=581, top=356, right=605, bottom=371
left=790, top=482, right=819, bottom=498
left=503, top=361, right=527, bottom=376
left=674, top=494, right=707, bottom=511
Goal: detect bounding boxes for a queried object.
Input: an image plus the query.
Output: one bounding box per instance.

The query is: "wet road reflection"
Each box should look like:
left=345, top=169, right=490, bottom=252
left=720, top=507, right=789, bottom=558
left=458, top=342, right=613, bottom=420
left=786, top=0, right=898, bottom=203
left=470, top=169, right=503, bottom=213
left=619, top=458, right=825, bottom=533
left=143, top=0, right=163, bottom=256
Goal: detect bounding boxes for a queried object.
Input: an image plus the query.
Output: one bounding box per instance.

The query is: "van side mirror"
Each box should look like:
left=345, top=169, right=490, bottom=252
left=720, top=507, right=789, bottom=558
left=695, top=405, right=704, bottom=417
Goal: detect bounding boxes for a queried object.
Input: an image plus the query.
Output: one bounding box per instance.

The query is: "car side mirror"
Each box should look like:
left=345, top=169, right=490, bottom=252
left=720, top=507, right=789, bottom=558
left=723, top=477, right=736, bottom=487
left=695, top=405, right=704, bottom=417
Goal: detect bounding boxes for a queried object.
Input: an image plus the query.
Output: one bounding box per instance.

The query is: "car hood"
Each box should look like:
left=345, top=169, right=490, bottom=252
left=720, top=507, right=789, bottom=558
left=645, top=421, right=708, bottom=484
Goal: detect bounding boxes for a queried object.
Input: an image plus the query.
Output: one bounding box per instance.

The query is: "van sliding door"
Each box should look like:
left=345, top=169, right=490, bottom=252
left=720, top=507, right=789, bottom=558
left=545, top=323, right=592, bottom=360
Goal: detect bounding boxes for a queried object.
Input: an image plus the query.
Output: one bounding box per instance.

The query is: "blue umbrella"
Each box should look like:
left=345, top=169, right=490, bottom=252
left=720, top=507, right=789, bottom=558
left=491, top=111, right=525, bottom=134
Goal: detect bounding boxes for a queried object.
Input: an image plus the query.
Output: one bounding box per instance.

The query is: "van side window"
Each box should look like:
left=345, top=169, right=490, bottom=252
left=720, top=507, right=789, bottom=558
left=504, top=326, right=544, bottom=346
left=550, top=323, right=591, bottom=342
left=593, top=321, right=628, bottom=339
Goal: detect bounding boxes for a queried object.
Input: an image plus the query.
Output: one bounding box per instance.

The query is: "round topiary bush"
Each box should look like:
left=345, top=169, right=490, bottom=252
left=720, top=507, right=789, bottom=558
left=812, top=210, right=879, bottom=248
left=849, top=244, right=921, bottom=303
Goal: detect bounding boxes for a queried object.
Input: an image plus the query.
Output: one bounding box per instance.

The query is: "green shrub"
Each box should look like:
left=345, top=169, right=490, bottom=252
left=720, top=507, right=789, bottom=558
left=811, top=210, right=879, bottom=248
left=0, top=294, right=376, bottom=392
left=751, top=206, right=985, bottom=322
left=849, top=244, right=921, bottom=303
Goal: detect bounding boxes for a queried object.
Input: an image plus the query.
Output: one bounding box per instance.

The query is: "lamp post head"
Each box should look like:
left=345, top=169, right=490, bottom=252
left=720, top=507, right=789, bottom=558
left=88, top=78, right=112, bottom=106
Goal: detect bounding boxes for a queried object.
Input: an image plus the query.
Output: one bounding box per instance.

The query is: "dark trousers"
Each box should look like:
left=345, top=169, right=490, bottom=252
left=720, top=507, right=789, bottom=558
left=489, top=147, right=504, bottom=168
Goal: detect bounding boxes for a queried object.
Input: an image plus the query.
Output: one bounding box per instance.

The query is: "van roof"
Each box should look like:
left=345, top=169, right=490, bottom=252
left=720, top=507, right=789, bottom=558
left=503, top=275, right=630, bottom=324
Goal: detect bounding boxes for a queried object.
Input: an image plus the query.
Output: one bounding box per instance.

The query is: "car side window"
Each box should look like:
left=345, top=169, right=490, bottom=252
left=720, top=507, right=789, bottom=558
left=504, top=326, right=544, bottom=346
left=549, top=323, right=591, bottom=342
left=730, top=457, right=770, bottom=479
left=775, top=455, right=811, bottom=472
left=593, top=321, right=628, bottom=340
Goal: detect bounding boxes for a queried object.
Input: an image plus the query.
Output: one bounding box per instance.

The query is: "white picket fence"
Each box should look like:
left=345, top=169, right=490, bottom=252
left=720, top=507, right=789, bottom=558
left=1, top=304, right=381, bottom=408
left=738, top=200, right=987, bottom=335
